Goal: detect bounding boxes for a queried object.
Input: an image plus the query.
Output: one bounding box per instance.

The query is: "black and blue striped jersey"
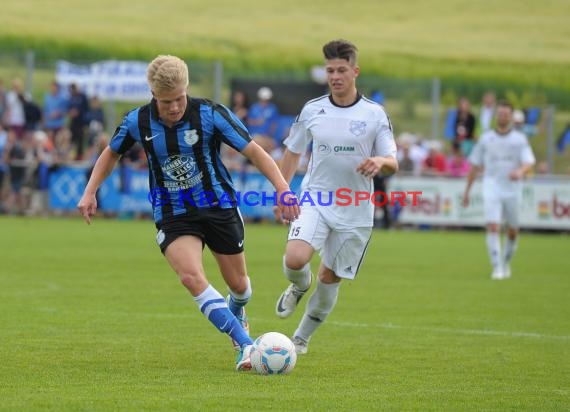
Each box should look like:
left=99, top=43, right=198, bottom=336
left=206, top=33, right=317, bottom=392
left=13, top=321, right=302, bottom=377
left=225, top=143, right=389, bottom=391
left=109, top=96, right=251, bottom=223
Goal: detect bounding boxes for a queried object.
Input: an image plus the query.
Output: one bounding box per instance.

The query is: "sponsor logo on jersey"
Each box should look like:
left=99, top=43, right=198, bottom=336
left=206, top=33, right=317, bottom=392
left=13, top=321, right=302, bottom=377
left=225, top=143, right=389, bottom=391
left=317, top=143, right=332, bottom=155
left=162, top=155, right=203, bottom=190
left=334, top=145, right=356, bottom=153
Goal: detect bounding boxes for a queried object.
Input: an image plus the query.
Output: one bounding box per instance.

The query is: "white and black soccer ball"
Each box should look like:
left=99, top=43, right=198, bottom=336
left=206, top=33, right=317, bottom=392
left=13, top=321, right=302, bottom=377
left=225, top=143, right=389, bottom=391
left=250, top=332, right=297, bottom=375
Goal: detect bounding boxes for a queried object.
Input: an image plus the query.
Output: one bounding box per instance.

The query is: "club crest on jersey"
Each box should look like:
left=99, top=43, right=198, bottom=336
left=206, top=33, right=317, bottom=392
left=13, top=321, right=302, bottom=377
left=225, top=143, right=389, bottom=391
left=349, top=120, right=367, bottom=137
left=184, top=129, right=199, bottom=145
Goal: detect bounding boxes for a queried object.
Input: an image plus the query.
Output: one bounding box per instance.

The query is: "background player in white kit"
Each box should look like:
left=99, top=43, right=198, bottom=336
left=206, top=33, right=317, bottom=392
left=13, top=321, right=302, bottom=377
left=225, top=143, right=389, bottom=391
left=462, top=100, right=536, bottom=280
left=273, top=39, right=398, bottom=354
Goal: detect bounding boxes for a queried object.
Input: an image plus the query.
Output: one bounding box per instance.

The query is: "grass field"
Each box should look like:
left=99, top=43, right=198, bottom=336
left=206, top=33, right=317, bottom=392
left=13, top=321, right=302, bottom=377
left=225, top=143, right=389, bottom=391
left=0, top=216, right=568, bottom=410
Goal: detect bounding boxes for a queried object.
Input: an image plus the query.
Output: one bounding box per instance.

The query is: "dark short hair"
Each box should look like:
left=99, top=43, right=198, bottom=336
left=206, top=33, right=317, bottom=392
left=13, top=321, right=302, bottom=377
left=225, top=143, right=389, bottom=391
left=497, top=99, right=513, bottom=111
left=323, top=39, right=358, bottom=64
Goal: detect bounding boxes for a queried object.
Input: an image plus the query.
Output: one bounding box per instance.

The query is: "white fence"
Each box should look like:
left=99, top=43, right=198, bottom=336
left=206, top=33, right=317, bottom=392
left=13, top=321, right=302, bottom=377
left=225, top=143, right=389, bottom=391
left=390, top=176, right=570, bottom=230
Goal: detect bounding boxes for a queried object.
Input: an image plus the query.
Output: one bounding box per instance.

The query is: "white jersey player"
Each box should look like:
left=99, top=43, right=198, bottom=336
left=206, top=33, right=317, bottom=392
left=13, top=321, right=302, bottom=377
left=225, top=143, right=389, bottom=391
left=274, top=39, right=398, bottom=354
left=463, top=101, right=535, bottom=280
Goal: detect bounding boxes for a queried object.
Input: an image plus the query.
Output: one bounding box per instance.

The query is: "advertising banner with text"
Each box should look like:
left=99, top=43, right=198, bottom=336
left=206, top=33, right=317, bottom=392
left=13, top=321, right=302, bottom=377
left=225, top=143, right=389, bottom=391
left=389, top=176, right=570, bottom=229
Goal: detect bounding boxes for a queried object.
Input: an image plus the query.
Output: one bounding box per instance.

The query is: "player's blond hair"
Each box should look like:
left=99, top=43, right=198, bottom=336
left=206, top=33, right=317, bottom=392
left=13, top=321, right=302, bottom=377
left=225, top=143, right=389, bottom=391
left=147, top=55, right=189, bottom=94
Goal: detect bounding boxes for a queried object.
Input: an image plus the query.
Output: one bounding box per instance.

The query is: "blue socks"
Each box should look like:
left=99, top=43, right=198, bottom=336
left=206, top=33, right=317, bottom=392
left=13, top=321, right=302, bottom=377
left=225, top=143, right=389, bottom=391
left=227, top=276, right=252, bottom=319
left=194, top=285, right=252, bottom=347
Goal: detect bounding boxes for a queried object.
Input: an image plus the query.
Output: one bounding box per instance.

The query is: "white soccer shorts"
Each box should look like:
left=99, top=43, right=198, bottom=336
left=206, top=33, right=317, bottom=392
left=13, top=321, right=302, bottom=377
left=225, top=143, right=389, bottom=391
left=483, top=195, right=520, bottom=228
left=287, top=206, right=372, bottom=280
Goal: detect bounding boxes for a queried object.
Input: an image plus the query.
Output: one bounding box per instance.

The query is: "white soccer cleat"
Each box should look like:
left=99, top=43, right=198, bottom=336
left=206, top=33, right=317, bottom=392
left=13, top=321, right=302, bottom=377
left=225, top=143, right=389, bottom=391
left=276, top=284, right=309, bottom=319
left=292, top=336, right=308, bottom=355
left=235, top=344, right=253, bottom=371
left=491, top=267, right=505, bottom=280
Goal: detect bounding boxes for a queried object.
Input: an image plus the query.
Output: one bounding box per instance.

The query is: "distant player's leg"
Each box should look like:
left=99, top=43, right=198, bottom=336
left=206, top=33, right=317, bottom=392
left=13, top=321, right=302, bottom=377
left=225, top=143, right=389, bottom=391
left=276, top=207, right=324, bottom=319
left=502, top=196, right=520, bottom=278
left=163, top=235, right=253, bottom=370
left=293, top=227, right=371, bottom=354
left=484, top=195, right=504, bottom=279
left=486, top=224, right=504, bottom=279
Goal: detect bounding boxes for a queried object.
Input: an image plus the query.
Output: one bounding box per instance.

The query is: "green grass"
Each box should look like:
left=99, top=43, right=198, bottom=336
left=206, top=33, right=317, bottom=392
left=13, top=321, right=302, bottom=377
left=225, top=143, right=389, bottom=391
left=1, top=0, right=570, bottom=93
left=0, top=217, right=568, bottom=410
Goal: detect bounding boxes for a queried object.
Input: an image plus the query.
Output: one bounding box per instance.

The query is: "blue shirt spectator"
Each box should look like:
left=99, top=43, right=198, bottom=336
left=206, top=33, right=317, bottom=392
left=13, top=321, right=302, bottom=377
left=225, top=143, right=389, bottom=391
left=246, top=87, right=280, bottom=140
left=43, top=81, right=69, bottom=132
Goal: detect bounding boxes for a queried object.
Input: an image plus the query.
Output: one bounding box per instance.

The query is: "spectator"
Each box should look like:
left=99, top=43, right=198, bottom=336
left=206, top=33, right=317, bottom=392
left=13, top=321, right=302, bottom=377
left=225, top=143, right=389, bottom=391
left=230, top=90, right=249, bottom=125
left=370, top=89, right=385, bottom=105
left=397, top=132, right=426, bottom=175
left=535, top=160, right=550, bottom=175
left=454, top=97, right=476, bottom=141
left=84, top=96, right=106, bottom=146
left=513, top=109, right=526, bottom=132
left=28, top=130, right=54, bottom=216
left=0, top=79, right=6, bottom=124
left=421, top=140, right=447, bottom=176
left=246, top=86, right=280, bottom=154
left=43, top=81, right=69, bottom=136
left=53, top=128, right=73, bottom=166
left=447, top=141, right=470, bottom=177
left=22, top=93, right=42, bottom=137
left=4, top=129, right=31, bottom=214
left=68, top=83, right=89, bottom=160
left=0, top=124, right=7, bottom=212
left=397, top=141, right=415, bottom=174
left=478, top=91, right=496, bottom=133
left=3, top=78, right=26, bottom=139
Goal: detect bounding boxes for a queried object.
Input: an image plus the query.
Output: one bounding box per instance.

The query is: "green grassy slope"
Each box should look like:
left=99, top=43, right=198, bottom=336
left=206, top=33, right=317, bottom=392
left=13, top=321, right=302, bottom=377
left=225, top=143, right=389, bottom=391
left=0, top=217, right=568, bottom=410
left=1, top=0, right=569, bottom=92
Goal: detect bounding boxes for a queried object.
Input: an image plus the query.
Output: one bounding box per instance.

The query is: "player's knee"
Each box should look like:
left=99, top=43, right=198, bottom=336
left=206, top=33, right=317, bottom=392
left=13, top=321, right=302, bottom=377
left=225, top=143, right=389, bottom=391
left=229, top=276, right=252, bottom=298
left=284, top=255, right=309, bottom=271
left=178, top=270, right=203, bottom=290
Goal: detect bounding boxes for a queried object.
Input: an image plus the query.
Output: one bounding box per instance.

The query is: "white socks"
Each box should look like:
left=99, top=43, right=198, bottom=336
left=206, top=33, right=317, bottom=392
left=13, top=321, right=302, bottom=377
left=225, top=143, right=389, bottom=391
left=486, top=232, right=502, bottom=270
left=294, top=279, right=340, bottom=342
left=504, top=236, right=518, bottom=264
left=283, top=256, right=312, bottom=291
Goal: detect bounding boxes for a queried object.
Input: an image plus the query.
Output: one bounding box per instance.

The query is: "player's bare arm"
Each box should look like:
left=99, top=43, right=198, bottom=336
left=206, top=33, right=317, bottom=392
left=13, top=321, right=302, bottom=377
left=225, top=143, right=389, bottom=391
left=462, top=164, right=482, bottom=207
left=279, top=148, right=302, bottom=185
left=77, top=146, right=121, bottom=224
left=272, top=148, right=302, bottom=223
left=356, top=155, right=398, bottom=179
left=241, top=141, right=300, bottom=221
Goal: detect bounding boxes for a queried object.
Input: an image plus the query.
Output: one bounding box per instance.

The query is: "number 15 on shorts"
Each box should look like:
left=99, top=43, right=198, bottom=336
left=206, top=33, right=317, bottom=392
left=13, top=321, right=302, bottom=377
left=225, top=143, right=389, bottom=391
left=290, top=224, right=301, bottom=238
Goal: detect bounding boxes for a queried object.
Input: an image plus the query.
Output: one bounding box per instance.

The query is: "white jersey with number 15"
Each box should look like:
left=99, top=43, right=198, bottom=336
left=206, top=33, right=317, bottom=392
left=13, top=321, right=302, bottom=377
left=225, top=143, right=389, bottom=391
left=284, top=94, right=396, bottom=228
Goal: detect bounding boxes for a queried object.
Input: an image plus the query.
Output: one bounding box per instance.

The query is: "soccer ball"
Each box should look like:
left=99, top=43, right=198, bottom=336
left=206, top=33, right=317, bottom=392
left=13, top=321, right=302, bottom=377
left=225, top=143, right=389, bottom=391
left=250, top=332, right=297, bottom=375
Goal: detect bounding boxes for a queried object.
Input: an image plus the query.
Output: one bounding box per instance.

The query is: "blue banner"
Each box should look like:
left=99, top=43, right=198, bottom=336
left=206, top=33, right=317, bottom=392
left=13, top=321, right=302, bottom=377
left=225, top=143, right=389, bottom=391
left=49, top=166, right=151, bottom=214
left=48, top=166, right=303, bottom=219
